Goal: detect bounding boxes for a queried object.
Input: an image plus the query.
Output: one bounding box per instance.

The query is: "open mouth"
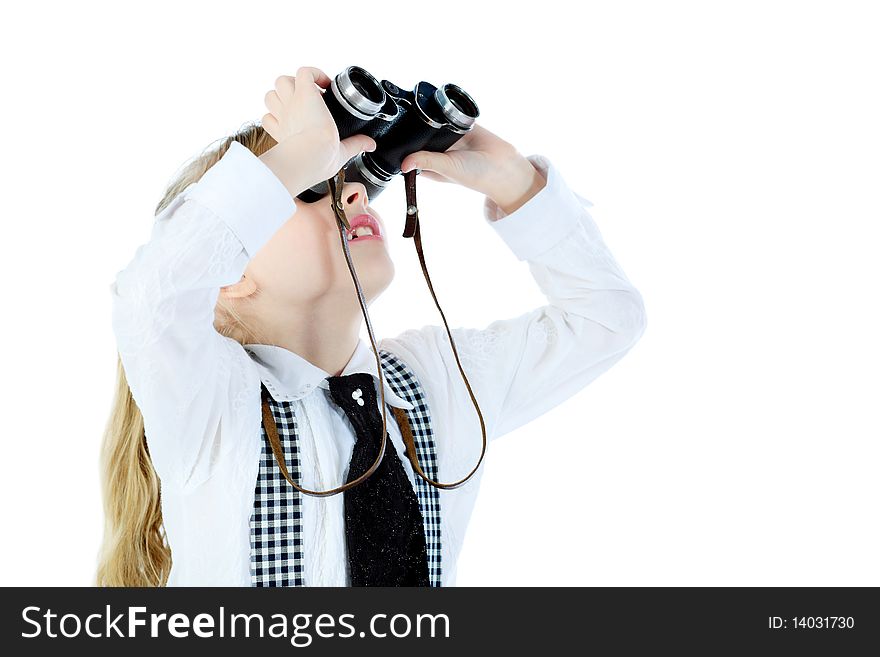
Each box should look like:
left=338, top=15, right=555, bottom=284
left=347, top=225, right=378, bottom=240
left=345, top=214, right=382, bottom=241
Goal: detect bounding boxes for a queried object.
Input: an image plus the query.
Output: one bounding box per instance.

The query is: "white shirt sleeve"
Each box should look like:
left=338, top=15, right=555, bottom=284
left=109, top=141, right=297, bottom=487
left=389, top=154, right=648, bottom=442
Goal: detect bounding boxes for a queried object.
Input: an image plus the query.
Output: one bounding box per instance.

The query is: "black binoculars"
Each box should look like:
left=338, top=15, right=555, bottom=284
left=296, top=66, right=480, bottom=203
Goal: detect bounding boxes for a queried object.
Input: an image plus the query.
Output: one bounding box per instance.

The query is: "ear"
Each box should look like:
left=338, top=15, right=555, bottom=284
left=219, top=274, right=257, bottom=299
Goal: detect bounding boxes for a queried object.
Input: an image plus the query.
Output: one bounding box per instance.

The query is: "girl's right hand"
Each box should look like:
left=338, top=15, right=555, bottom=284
left=259, top=66, right=377, bottom=195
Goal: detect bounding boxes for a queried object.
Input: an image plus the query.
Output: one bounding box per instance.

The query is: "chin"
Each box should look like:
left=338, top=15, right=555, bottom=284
left=353, top=245, right=394, bottom=272
left=339, top=244, right=394, bottom=297
left=361, top=261, right=395, bottom=302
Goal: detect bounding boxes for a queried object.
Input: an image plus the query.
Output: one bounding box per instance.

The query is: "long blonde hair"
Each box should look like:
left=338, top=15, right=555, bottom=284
left=96, top=122, right=278, bottom=586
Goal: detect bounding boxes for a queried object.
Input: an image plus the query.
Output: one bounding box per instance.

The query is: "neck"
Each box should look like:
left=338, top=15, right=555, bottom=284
left=245, top=290, right=365, bottom=378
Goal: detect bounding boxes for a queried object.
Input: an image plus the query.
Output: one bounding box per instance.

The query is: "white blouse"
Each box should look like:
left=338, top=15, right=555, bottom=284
left=109, top=140, right=647, bottom=586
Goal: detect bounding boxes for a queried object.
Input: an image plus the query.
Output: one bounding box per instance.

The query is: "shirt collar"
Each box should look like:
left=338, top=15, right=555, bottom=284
left=243, top=338, right=414, bottom=410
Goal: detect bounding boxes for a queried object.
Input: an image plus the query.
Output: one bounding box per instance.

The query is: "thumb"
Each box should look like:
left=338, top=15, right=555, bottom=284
left=401, top=150, right=445, bottom=174
left=340, top=134, right=377, bottom=161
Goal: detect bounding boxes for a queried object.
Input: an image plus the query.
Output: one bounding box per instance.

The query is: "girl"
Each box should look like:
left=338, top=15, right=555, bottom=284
left=97, top=66, right=647, bottom=587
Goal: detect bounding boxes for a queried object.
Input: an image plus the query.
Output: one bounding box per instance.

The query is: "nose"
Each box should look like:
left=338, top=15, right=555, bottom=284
left=342, top=182, right=370, bottom=212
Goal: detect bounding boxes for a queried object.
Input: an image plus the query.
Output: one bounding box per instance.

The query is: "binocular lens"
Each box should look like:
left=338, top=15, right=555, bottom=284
left=446, top=86, right=477, bottom=116
left=337, top=66, right=385, bottom=117
left=349, top=68, right=384, bottom=104
left=436, top=84, right=479, bottom=129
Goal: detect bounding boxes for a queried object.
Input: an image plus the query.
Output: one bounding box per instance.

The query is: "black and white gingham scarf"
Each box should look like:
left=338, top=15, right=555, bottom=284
left=249, top=348, right=442, bottom=586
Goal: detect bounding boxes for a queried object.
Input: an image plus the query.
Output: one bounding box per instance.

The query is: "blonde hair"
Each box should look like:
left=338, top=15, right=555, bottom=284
left=96, top=122, right=278, bottom=586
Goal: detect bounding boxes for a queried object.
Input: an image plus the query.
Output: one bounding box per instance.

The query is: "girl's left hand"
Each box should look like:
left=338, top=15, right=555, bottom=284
left=399, top=123, right=537, bottom=204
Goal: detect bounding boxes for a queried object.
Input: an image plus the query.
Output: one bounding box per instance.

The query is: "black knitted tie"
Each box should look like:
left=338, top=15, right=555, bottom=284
left=326, top=372, right=430, bottom=586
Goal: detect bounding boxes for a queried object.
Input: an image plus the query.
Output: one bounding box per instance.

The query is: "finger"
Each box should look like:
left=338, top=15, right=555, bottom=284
left=295, top=66, right=332, bottom=91
left=274, top=75, right=296, bottom=102
left=414, top=169, right=448, bottom=183
left=264, top=89, right=282, bottom=114
left=401, top=150, right=443, bottom=174
left=339, top=134, right=377, bottom=162
left=261, top=113, right=280, bottom=141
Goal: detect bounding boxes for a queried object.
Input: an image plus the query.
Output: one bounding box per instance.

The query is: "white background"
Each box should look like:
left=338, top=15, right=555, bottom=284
left=1, top=0, right=877, bottom=586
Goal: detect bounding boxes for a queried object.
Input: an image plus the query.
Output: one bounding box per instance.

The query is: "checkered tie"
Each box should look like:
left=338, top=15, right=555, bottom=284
left=326, top=371, right=430, bottom=586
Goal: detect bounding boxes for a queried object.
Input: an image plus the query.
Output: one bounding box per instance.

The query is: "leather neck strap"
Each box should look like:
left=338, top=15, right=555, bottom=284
left=260, top=167, right=487, bottom=497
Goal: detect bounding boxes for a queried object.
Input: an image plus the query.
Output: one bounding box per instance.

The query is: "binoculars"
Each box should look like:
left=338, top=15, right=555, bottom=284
left=295, top=65, right=480, bottom=203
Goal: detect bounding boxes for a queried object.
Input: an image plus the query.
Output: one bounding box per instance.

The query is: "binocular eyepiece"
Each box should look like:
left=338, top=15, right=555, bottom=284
left=296, top=65, right=480, bottom=203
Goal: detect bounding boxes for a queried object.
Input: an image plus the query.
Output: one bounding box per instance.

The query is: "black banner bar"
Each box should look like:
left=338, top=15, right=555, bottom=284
left=1, top=587, right=876, bottom=654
